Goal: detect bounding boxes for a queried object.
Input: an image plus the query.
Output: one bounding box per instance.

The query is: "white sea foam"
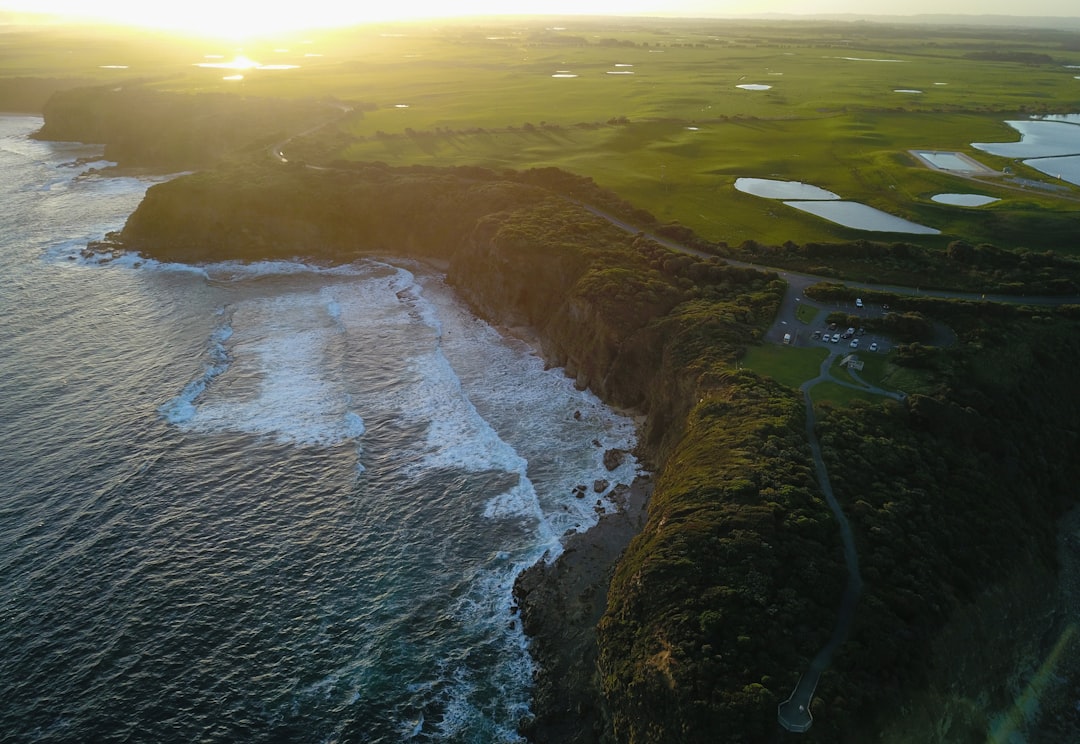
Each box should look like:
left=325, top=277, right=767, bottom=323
left=414, top=274, right=641, bottom=545
left=159, top=319, right=234, bottom=425
left=435, top=562, right=534, bottom=743
left=162, top=291, right=366, bottom=447
left=202, top=259, right=369, bottom=282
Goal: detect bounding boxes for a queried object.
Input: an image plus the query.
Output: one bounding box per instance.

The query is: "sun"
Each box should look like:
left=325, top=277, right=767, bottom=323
left=2, top=0, right=684, bottom=39
left=3, top=1, right=451, bottom=39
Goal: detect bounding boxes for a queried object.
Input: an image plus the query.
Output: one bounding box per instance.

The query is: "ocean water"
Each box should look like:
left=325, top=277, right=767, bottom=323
left=0, top=115, right=640, bottom=743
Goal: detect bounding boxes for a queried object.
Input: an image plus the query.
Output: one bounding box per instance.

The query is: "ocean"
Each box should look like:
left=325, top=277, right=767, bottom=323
left=0, top=115, right=641, bottom=743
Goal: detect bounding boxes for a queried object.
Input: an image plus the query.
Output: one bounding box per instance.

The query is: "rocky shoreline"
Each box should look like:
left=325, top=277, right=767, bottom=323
left=514, top=474, right=653, bottom=743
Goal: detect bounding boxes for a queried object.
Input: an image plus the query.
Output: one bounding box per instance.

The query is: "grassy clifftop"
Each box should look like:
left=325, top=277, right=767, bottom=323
left=118, top=162, right=1080, bottom=742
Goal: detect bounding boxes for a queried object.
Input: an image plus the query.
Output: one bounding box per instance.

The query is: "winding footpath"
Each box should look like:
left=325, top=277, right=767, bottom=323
left=575, top=203, right=1080, bottom=732
left=776, top=349, right=885, bottom=732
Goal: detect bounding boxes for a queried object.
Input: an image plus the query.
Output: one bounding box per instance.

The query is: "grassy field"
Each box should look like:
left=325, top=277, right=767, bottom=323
left=3, top=17, right=1079, bottom=250
left=796, top=302, right=820, bottom=324
left=810, top=380, right=885, bottom=406
left=739, top=344, right=828, bottom=389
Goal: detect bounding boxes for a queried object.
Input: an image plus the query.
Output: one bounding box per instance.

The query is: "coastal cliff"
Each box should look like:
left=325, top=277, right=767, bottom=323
left=117, top=162, right=1080, bottom=743
left=34, top=86, right=336, bottom=168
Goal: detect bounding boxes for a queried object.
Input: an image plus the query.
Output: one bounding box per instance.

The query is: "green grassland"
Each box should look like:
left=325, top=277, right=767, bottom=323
left=4, top=17, right=1080, bottom=250
left=739, top=344, right=827, bottom=388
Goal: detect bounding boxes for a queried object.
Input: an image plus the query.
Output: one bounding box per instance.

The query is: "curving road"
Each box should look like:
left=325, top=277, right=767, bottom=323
left=778, top=349, right=870, bottom=732
left=579, top=203, right=1080, bottom=308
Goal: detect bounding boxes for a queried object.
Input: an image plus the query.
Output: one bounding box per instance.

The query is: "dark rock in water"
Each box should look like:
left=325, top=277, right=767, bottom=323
left=573, top=410, right=582, bottom=420
left=602, top=448, right=625, bottom=471
left=593, top=479, right=609, bottom=493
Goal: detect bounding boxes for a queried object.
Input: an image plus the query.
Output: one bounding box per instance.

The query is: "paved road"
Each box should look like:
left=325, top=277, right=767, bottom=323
left=778, top=350, right=869, bottom=732
left=580, top=204, right=1080, bottom=308
left=581, top=199, right=1080, bottom=732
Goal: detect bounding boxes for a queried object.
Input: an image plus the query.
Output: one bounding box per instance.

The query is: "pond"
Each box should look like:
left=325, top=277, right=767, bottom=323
left=912, top=150, right=996, bottom=174
left=931, top=193, right=999, bottom=207
left=972, top=120, right=1080, bottom=158
left=1021, top=155, right=1080, bottom=187
left=784, top=201, right=940, bottom=234
left=833, top=56, right=903, bottom=62
left=734, top=177, right=839, bottom=200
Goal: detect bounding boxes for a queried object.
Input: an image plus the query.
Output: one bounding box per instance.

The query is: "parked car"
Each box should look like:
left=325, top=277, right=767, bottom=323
left=856, top=298, right=863, bottom=308
left=831, top=333, right=841, bottom=343
left=845, top=327, right=855, bottom=336
left=811, top=330, right=822, bottom=339
left=849, top=338, right=859, bottom=349
left=869, top=342, right=879, bottom=352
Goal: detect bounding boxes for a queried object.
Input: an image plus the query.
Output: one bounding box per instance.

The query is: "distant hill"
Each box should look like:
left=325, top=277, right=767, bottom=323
left=739, top=12, right=1080, bottom=31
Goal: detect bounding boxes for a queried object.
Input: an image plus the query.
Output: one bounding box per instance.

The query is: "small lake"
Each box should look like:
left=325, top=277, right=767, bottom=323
left=931, top=193, right=999, bottom=207
left=784, top=201, right=940, bottom=234
left=1021, top=155, right=1080, bottom=187
left=912, top=150, right=994, bottom=173
left=972, top=120, right=1080, bottom=158
left=736, top=84, right=771, bottom=91
left=734, top=177, right=839, bottom=200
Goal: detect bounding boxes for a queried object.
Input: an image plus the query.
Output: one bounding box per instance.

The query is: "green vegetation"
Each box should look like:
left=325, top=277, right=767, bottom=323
left=740, top=344, right=827, bottom=388
left=6, top=18, right=1080, bottom=255
left=796, top=302, right=820, bottom=324
left=115, top=161, right=1080, bottom=743
left=13, top=15, right=1080, bottom=743
left=809, top=380, right=885, bottom=406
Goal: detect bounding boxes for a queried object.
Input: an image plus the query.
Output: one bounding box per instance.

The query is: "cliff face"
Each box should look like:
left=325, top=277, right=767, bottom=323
left=116, top=162, right=1080, bottom=744
left=123, top=164, right=757, bottom=460
left=35, top=86, right=333, bottom=168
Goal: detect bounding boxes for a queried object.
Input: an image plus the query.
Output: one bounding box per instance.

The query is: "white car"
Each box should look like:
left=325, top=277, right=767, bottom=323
left=856, top=298, right=863, bottom=308
left=849, top=338, right=859, bottom=349
left=831, top=333, right=841, bottom=343
left=869, top=342, right=879, bottom=352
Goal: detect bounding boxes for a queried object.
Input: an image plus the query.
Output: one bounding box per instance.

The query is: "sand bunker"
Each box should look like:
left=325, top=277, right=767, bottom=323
left=736, top=84, right=772, bottom=91
left=895, top=89, right=923, bottom=94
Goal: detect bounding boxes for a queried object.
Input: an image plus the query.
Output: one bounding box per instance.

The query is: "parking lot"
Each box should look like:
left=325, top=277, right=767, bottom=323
left=774, top=291, right=892, bottom=355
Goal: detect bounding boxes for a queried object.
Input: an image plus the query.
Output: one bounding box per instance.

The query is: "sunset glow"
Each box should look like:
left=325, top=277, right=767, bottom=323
left=3, top=0, right=1079, bottom=39
left=1, top=0, right=667, bottom=38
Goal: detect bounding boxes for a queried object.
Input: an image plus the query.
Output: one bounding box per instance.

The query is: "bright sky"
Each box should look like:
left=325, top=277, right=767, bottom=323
left=2, top=0, right=1078, bottom=38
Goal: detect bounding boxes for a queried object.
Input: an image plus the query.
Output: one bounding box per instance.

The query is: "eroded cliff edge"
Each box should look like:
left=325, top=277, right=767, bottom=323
left=117, top=161, right=1080, bottom=743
